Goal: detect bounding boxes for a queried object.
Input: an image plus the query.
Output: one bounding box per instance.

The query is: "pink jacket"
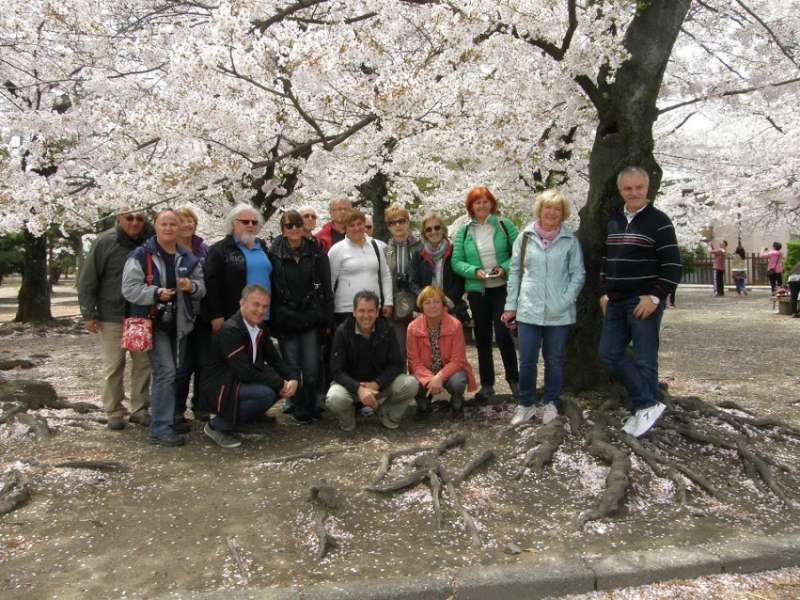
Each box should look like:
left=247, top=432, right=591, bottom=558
left=406, top=313, right=477, bottom=391
left=710, top=248, right=726, bottom=271
left=762, top=249, right=784, bottom=273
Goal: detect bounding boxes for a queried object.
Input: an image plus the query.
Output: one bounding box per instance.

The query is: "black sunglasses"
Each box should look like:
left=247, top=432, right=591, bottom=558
left=236, top=219, right=259, bottom=226
left=124, top=215, right=145, bottom=223
left=425, top=224, right=442, bottom=233
left=302, top=214, right=317, bottom=220
left=283, top=222, right=304, bottom=230
left=388, top=219, right=408, bottom=226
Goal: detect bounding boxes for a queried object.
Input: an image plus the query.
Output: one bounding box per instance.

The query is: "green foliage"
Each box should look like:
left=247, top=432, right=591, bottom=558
left=679, top=245, right=706, bottom=275
left=0, top=233, right=24, bottom=282
left=784, top=241, right=800, bottom=274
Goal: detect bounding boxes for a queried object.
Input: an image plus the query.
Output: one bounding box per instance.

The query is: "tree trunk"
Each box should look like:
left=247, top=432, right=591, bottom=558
left=15, top=230, right=52, bottom=323
left=357, top=171, right=390, bottom=242
left=565, top=0, right=692, bottom=391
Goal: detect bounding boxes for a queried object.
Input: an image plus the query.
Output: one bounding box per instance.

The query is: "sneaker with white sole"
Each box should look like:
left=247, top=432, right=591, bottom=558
left=511, top=405, right=537, bottom=425
left=631, top=402, right=666, bottom=437
left=204, top=423, right=242, bottom=448
left=621, top=414, right=639, bottom=436
left=541, top=403, right=558, bottom=425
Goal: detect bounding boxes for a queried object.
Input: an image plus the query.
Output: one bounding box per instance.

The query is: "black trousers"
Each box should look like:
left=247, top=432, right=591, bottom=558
left=789, top=281, right=800, bottom=314
left=768, top=271, right=783, bottom=292
left=467, top=286, right=519, bottom=387
left=714, top=269, right=725, bottom=296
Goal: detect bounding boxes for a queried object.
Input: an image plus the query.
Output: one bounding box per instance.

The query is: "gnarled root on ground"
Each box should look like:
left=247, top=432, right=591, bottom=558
left=513, top=417, right=565, bottom=480
left=580, top=423, right=630, bottom=526
left=309, top=479, right=340, bottom=560
left=0, top=469, right=30, bottom=516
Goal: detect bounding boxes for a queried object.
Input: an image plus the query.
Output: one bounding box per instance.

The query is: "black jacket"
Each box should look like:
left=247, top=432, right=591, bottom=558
left=409, top=242, right=466, bottom=312
left=200, top=311, right=299, bottom=425
left=329, top=315, right=403, bottom=394
left=202, top=235, right=269, bottom=322
left=268, top=236, right=334, bottom=335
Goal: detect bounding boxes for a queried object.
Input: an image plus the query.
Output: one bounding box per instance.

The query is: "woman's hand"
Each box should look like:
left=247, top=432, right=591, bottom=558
left=158, top=288, right=176, bottom=302
left=177, top=277, right=193, bottom=293
left=427, top=375, right=444, bottom=395
left=500, top=310, right=516, bottom=325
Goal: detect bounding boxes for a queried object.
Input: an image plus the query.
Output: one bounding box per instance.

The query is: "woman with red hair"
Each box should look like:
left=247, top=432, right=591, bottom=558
left=451, top=186, right=519, bottom=402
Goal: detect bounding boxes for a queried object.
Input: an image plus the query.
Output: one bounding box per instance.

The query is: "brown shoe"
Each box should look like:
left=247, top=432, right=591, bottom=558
left=129, top=410, right=151, bottom=427
left=107, top=416, right=125, bottom=431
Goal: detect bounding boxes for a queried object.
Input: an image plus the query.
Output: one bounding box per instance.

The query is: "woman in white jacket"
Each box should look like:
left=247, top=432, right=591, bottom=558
left=328, top=208, right=393, bottom=323
left=502, top=190, right=585, bottom=426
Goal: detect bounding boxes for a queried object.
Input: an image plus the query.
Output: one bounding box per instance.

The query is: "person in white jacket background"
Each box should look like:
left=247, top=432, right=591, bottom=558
left=502, top=190, right=585, bottom=426
left=328, top=208, right=393, bottom=323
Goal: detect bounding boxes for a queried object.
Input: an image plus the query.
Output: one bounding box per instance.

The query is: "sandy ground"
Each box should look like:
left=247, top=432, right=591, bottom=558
left=0, top=285, right=799, bottom=598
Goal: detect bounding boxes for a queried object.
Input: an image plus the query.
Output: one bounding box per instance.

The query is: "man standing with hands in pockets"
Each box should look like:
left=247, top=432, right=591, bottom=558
left=599, top=167, right=682, bottom=438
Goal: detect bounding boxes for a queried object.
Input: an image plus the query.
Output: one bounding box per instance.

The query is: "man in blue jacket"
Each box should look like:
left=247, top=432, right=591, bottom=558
left=599, top=166, right=682, bottom=438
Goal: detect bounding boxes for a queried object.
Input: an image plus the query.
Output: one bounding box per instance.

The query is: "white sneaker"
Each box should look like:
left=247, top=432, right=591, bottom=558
left=541, top=403, right=558, bottom=425
left=631, top=402, right=666, bottom=438
left=622, top=414, right=639, bottom=436
left=511, top=405, right=537, bottom=425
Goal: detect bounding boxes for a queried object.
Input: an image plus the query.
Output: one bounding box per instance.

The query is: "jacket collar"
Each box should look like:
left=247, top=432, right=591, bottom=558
left=419, top=239, right=452, bottom=264
left=408, top=312, right=460, bottom=336
left=521, top=221, right=574, bottom=242
left=271, top=235, right=317, bottom=259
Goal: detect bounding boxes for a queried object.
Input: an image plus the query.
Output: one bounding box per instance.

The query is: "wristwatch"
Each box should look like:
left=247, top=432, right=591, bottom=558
left=649, top=295, right=661, bottom=305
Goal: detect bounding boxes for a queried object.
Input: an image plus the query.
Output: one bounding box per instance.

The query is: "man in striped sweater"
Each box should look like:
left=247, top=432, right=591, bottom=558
left=599, top=166, right=682, bottom=438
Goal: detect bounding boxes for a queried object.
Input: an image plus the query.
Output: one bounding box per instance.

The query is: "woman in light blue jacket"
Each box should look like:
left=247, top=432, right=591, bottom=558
left=502, top=190, right=585, bottom=426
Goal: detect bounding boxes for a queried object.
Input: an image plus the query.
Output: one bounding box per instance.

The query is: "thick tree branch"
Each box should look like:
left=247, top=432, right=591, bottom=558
left=659, top=76, right=800, bottom=114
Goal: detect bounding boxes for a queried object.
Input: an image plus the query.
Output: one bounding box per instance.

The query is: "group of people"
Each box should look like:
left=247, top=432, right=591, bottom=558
left=78, top=165, right=682, bottom=448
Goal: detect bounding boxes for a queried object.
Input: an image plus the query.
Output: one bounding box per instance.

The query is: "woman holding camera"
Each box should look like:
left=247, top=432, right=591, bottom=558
left=502, top=190, right=584, bottom=426
left=122, top=209, right=206, bottom=447
left=451, top=186, right=519, bottom=402
left=384, top=205, right=422, bottom=362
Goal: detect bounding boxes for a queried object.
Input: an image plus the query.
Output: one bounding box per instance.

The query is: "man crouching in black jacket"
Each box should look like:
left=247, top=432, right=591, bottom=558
left=326, top=290, right=419, bottom=432
left=200, top=284, right=299, bottom=448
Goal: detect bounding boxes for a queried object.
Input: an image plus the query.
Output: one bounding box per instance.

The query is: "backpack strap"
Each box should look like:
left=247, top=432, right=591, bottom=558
left=145, top=252, right=157, bottom=318
left=519, top=233, right=529, bottom=281
left=371, top=240, right=385, bottom=308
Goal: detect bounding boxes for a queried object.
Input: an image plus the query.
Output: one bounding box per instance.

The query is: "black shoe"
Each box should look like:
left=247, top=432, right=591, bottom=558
left=508, top=381, right=519, bottom=399
left=150, top=433, right=186, bottom=447
left=191, top=408, right=211, bottom=422
left=292, top=412, right=314, bottom=423
left=474, top=386, right=495, bottom=403
left=450, top=394, right=464, bottom=418
left=415, top=395, right=432, bottom=419
left=172, top=419, right=191, bottom=434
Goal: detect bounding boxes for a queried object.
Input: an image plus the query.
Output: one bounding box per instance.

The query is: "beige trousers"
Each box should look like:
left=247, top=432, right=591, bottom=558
left=326, top=375, right=418, bottom=431
left=98, top=321, right=151, bottom=417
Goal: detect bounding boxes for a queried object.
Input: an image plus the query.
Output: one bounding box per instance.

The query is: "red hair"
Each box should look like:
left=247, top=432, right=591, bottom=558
left=465, top=186, right=498, bottom=217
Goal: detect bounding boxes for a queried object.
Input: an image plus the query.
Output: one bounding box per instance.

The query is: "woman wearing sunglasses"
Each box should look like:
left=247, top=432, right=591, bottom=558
left=410, top=212, right=467, bottom=324
left=268, top=210, right=334, bottom=421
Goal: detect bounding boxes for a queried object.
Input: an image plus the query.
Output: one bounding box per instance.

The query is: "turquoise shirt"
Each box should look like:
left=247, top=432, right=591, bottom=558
left=237, top=240, right=272, bottom=291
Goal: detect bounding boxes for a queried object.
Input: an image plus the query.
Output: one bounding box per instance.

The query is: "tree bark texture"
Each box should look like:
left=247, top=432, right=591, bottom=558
left=566, top=0, right=692, bottom=391
left=15, top=229, right=52, bottom=323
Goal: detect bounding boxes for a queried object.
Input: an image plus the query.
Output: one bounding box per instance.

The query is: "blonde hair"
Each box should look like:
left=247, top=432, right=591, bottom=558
left=343, top=207, right=366, bottom=227
left=533, top=189, right=571, bottom=221
left=416, top=285, right=448, bottom=311
left=420, top=212, right=448, bottom=241
left=384, top=204, right=410, bottom=225
left=175, top=206, right=199, bottom=224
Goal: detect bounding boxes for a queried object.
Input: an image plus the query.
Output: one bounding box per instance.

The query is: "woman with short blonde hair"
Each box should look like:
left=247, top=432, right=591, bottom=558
left=384, top=204, right=421, bottom=362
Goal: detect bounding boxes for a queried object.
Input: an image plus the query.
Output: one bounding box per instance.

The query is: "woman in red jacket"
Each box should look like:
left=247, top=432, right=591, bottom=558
left=406, top=286, right=476, bottom=417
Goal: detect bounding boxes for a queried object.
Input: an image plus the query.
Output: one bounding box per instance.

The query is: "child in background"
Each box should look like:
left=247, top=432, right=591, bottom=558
left=731, top=245, right=748, bottom=297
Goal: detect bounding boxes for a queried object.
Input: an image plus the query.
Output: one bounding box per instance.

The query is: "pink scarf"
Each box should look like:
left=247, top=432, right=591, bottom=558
left=534, top=221, right=560, bottom=249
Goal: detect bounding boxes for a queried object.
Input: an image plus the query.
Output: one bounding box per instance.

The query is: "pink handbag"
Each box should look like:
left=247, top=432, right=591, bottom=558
left=121, top=253, right=155, bottom=352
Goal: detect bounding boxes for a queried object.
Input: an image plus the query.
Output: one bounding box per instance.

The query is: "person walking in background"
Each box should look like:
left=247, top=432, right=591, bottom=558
left=174, top=206, right=210, bottom=429
left=709, top=240, right=727, bottom=297
left=762, top=242, right=784, bottom=293
left=407, top=286, right=476, bottom=418
left=731, top=244, right=748, bottom=297
left=269, top=210, right=334, bottom=421
left=502, top=189, right=585, bottom=426
left=410, top=212, right=467, bottom=323
left=384, top=204, right=422, bottom=363
left=599, top=167, right=682, bottom=438
left=315, top=198, right=351, bottom=254
left=78, top=208, right=152, bottom=431
left=122, top=209, right=206, bottom=447
left=328, top=208, right=393, bottom=324
left=452, top=186, right=520, bottom=402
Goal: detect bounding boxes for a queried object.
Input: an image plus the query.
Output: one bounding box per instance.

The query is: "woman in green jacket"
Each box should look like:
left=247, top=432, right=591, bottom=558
left=451, top=186, right=519, bottom=401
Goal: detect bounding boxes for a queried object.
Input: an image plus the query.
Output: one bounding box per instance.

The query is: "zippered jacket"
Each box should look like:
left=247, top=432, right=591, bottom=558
left=451, top=214, right=519, bottom=293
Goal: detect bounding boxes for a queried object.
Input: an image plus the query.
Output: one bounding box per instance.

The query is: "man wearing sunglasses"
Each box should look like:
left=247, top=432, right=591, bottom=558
left=315, top=198, right=351, bottom=254
left=79, top=208, right=153, bottom=430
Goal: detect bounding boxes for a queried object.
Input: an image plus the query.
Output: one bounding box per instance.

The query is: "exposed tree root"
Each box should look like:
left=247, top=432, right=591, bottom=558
left=513, top=417, right=565, bottom=479
left=0, top=470, right=30, bottom=516
left=54, top=460, right=127, bottom=473
left=617, top=433, right=695, bottom=504
left=0, top=402, right=26, bottom=424
left=429, top=469, right=443, bottom=528
left=308, top=480, right=340, bottom=560
left=453, top=449, right=495, bottom=485
left=226, top=537, right=249, bottom=582
left=736, top=440, right=800, bottom=508
left=439, top=465, right=481, bottom=550
left=372, top=433, right=465, bottom=485
left=561, top=396, right=584, bottom=433
left=580, top=423, right=631, bottom=525
left=15, top=413, right=50, bottom=438
left=264, top=447, right=351, bottom=464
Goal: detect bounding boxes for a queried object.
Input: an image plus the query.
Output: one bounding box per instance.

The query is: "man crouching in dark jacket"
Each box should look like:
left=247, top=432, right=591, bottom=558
left=200, top=284, right=299, bottom=448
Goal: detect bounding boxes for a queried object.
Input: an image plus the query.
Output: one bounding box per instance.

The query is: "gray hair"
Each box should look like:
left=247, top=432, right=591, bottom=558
left=353, top=289, right=380, bottom=310
left=241, top=284, right=270, bottom=300
left=223, top=203, right=263, bottom=235
left=328, top=198, right=352, bottom=211
left=616, top=166, right=650, bottom=189
left=298, top=205, right=317, bottom=216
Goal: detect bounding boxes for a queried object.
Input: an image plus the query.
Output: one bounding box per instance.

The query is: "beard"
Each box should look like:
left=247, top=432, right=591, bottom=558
left=237, top=232, right=257, bottom=246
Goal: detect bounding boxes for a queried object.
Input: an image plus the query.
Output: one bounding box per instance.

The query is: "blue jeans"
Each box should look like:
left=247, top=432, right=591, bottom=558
left=211, top=384, right=277, bottom=432
left=517, top=323, right=570, bottom=408
left=279, top=329, right=322, bottom=417
left=149, top=330, right=186, bottom=438
left=599, top=297, right=664, bottom=412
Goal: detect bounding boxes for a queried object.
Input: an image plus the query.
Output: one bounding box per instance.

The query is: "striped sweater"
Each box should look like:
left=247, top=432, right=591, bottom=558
left=600, top=203, right=682, bottom=300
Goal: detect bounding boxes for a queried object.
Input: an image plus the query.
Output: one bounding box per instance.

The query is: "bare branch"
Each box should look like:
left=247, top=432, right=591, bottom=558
left=658, top=76, right=800, bottom=114
left=734, top=0, right=799, bottom=69
left=251, top=0, right=328, bottom=33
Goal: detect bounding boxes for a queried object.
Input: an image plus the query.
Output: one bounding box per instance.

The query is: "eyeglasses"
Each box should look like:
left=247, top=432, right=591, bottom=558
left=236, top=219, right=259, bottom=226
left=301, top=214, right=317, bottom=220
left=388, top=219, right=408, bottom=226
left=425, top=224, right=442, bottom=233
left=124, top=215, right=145, bottom=223
left=283, top=222, right=304, bottom=230
left=365, top=224, right=373, bottom=230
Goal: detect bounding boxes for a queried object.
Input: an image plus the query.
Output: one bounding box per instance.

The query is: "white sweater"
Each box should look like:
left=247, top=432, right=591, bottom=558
left=329, top=236, right=394, bottom=313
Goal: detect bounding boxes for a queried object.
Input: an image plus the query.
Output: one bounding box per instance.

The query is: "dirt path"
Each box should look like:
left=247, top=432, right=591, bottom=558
left=0, top=287, right=798, bottom=598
